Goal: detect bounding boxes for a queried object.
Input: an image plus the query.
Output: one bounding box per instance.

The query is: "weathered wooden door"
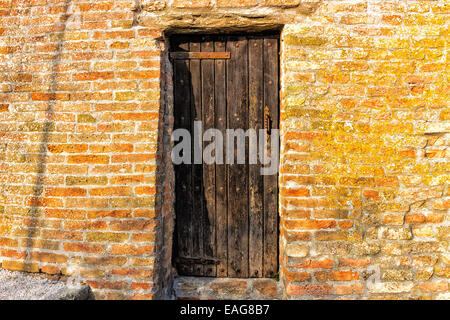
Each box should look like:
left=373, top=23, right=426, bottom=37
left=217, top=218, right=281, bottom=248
left=172, top=34, right=279, bottom=278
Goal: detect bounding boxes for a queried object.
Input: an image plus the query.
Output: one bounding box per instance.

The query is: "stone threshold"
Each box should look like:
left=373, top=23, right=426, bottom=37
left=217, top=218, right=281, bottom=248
left=173, top=276, right=282, bottom=300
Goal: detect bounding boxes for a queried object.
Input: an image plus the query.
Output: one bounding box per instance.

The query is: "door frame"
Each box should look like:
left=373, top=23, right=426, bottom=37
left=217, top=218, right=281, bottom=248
left=168, top=31, right=281, bottom=280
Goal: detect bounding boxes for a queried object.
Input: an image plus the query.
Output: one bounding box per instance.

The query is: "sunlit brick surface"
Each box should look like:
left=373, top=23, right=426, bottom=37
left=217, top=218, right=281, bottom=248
left=0, top=0, right=448, bottom=300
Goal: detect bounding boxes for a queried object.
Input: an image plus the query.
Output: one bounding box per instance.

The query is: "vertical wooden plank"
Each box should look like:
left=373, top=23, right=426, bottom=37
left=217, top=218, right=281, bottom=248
left=201, top=39, right=216, bottom=277
left=190, top=39, right=204, bottom=276
left=248, top=37, right=264, bottom=278
left=173, top=38, right=193, bottom=276
left=214, top=38, right=228, bottom=277
left=263, top=36, right=279, bottom=278
left=226, top=36, right=249, bottom=278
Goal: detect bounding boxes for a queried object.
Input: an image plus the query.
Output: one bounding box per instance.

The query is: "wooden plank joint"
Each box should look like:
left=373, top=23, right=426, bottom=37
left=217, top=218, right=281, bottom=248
left=170, top=52, right=231, bottom=60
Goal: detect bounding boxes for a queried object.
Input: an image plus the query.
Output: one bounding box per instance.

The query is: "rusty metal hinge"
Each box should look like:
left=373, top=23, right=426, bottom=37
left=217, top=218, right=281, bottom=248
left=170, top=52, right=231, bottom=60
left=264, top=105, right=272, bottom=137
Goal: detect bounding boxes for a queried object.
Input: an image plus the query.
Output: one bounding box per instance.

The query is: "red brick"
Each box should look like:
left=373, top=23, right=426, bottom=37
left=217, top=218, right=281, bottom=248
left=68, top=155, right=109, bottom=164
left=89, top=187, right=132, bottom=197
left=109, top=220, right=155, bottom=232
left=283, top=219, right=336, bottom=230
left=405, top=213, right=426, bottom=224
left=283, top=267, right=311, bottom=282
left=280, top=187, right=310, bottom=197
left=110, top=244, right=154, bottom=256
left=40, top=265, right=61, bottom=275
left=418, top=281, right=448, bottom=292
left=286, top=284, right=333, bottom=296
left=110, top=268, right=153, bottom=279
left=131, top=282, right=151, bottom=291
left=339, top=257, right=371, bottom=268
left=30, top=252, right=68, bottom=264
left=86, top=280, right=129, bottom=290
left=363, top=190, right=379, bottom=200
left=45, top=188, right=86, bottom=197
left=335, top=283, right=364, bottom=295
left=31, top=93, right=69, bottom=101
left=294, top=259, right=334, bottom=269
left=62, top=242, right=106, bottom=254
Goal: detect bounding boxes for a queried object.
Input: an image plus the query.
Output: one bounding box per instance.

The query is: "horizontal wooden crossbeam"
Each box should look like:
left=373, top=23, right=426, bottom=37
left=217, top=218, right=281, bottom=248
left=170, top=52, right=231, bottom=60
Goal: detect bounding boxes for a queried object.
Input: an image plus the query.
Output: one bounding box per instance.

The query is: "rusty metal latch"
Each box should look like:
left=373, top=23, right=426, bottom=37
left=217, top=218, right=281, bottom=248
left=170, top=52, right=231, bottom=60
left=264, top=105, right=272, bottom=137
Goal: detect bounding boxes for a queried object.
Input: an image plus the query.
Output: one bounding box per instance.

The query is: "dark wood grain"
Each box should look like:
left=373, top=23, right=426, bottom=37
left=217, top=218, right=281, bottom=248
left=214, top=38, right=228, bottom=278
left=248, top=38, right=264, bottom=277
left=201, top=39, right=216, bottom=277
left=226, top=36, right=249, bottom=278
left=190, top=39, right=204, bottom=276
left=173, top=39, right=193, bottom=276
left=263, top=37, right=279, bottom=278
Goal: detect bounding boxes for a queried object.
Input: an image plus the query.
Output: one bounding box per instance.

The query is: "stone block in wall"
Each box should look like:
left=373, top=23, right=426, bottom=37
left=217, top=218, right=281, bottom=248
left=216, top=0, right=259, bottom=8
left=265, top=0, right=301, bottom=8
left=141, top=0, right=166, bottom=11
left=173, top=277, right=282, bottom=300
left=172, top=0, right=212, bottom=9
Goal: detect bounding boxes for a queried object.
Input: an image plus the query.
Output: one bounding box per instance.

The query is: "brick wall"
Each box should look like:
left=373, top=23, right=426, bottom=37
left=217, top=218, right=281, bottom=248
left=279, top=1, right=448, bottom=299
left=0, top=0, right=165, bottom=300
left=0, top=0, right=448, bottom=300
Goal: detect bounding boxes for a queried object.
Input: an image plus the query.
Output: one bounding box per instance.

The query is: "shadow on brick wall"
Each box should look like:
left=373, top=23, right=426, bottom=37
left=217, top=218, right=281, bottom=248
left=25, top=0, right=72, bottom=258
